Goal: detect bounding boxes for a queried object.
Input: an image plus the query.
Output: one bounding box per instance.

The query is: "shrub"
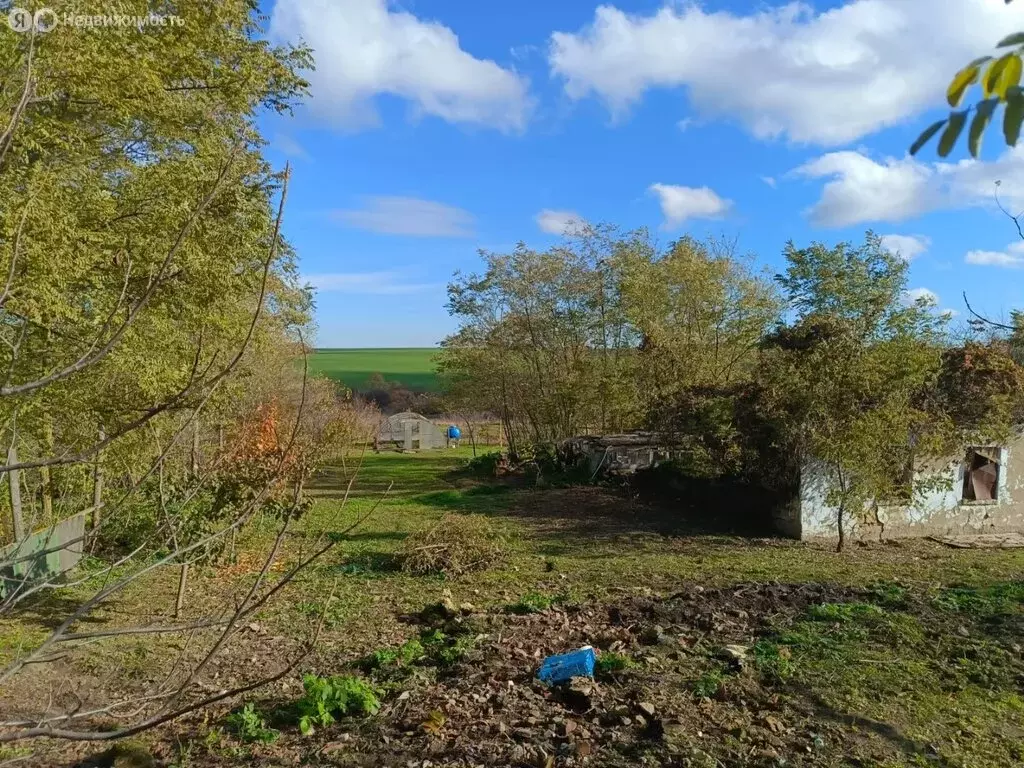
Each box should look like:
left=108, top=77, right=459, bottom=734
left=295, top=674, right=380, bottom=735
left=464, top=451, right=504, bottom=476
left=399, top=514, right=504, bottom=576
left=225, top=702, right=279, bottom=744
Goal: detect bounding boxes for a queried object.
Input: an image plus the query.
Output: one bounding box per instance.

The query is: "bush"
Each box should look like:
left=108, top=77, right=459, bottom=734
left=295, top=674, right=380, bottom=735
left=399, top=514, right=504, bottom=576
left=464, top=451, right=504, bottom=476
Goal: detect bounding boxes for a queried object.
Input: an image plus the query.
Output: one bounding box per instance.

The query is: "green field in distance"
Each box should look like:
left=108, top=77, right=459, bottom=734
left=310, top=348, right=439, bottom=391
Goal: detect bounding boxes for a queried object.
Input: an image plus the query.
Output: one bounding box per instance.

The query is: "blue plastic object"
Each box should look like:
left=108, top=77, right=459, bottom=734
left=447, top=425, right=462, bottom=439
left=537, top=647, right=595, bottom=684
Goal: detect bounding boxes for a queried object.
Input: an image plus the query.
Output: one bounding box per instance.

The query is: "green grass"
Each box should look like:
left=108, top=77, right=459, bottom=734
left=11, top=447, right=1024, bottom=766
left=309, top=348, right=439, bottom=391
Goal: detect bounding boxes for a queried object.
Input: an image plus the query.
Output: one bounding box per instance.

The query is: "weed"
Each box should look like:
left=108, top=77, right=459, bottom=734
left=933, top=582, right=1024, bottom=616
left=360, top=637, right=425, bottom=671
left=295, top=674, right=380, bottom=735
left=866, top=581, right=909, bottom=607
left=595, top=651, right=636, bottom=676
left=692, top=666, right=726, bottom=699
left=294, top=598, right=346, bottom=629
left=225, top=702, right=279, bottom=744
left=752, top=640, right=794, bottom=681
left=419, top=628, right=477, bottom=666
left=507, top=591, right=554, bottom=614
left=806, top=602, right=885, bottom=623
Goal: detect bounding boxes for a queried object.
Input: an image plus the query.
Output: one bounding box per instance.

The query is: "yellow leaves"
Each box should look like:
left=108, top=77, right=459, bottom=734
left=947, top=62, right=982, bottom=107
left=983, top=54, right=1021, bottom=99
left=924, top=53, right=1024, bottom=157
left=420, top=710, right=446, bottom=734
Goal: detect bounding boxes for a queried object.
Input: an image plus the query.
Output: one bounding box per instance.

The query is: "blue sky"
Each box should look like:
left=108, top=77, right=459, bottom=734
left=262, top=0, right=1024, bottom=348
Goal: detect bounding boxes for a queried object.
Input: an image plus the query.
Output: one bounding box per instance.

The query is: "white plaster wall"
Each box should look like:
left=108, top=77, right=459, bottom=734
left=797, top=436, right=1024, bottom=540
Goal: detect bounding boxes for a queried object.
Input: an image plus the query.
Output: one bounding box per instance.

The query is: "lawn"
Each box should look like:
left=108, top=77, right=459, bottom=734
left=309, top=347, right=439, bottom=391
left=3, top=449, right=1024, bottom=766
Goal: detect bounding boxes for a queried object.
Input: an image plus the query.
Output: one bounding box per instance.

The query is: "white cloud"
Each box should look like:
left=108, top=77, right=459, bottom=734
left=332, top=196, right=474, bottom=237
left=271, top=0, right=531, bottom=131
left=965, top=241, right=1024, bottom=267
left=649, top=183, right=732, bottom=228
left=793, top=147, right=1024, bottom=226
left=880, top=234, right=930, bottom=261
left=305, top=270, right=438, bottom=295
left=535, top=209, right=586, bottom=235
left=549, top=1, right=1024, bottom=145
left=761, top=176, right=777, bottom=189
left=274, top=134, right=309, bottom=159
left=676, top=117, right=694, bottom=132
left=903, top=287, right=939, bottom=307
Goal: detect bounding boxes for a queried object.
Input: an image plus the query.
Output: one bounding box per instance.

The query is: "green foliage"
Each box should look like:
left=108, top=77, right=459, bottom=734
left=225, top=703, right=279, bottom=744
left=866, top=581, right=909, bottom=608
left=463, top=451, right=504, bottom=476
left=752, top=640, right=795, bottom=682
left=933, top=582, right=1024, bottom=616
left=360, top=638, right=425, bottom=671
left=418, top=628, right=477, bottom=667
left=761, top=234, right=973, bottom=547
left=295, top=674, right=380, bottom=735
left=595, top=651, right=636, bottom=675
left=506, top=591, right=555, bottom=614
left=806, top=602, right=885, bottom=623
left=691, top=665, right=726, bottom=698
left=917, top=2, right=1024, bottom=156
left=293, top=598, right=347, bottom=630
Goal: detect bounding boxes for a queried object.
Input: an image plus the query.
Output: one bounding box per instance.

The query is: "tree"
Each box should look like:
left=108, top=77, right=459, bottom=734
left=0, top=3, right=360, bottom=744
left=620, top=236, right=781, bottom=461
left=912, top=0, right=1024, bottom=157
left=761, top=234, right=950, bottom=550
left=439, top=226, right=643, bottom=452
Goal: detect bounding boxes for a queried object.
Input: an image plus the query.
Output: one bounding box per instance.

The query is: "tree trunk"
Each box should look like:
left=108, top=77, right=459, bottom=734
left=460, top=414, right=477, bottom=457
left=835, top=504, right=845, bottom=553
left=7, top=443, right=24, bottom=542
left=39, top=417, right=54, bottom=522
left=91, top=426, right=105, bottom=530
left=174, top=563, right=189, bottom=618
left=191, top=416, right=200, bottom=475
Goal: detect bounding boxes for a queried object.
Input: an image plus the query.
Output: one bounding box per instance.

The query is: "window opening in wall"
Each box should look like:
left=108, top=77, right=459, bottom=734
left=962, top=448, right=1000, bottom=502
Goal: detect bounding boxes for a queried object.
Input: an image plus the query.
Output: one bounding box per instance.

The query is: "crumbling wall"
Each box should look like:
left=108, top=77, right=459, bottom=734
left=798, top=433, right=1024, bottom=541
